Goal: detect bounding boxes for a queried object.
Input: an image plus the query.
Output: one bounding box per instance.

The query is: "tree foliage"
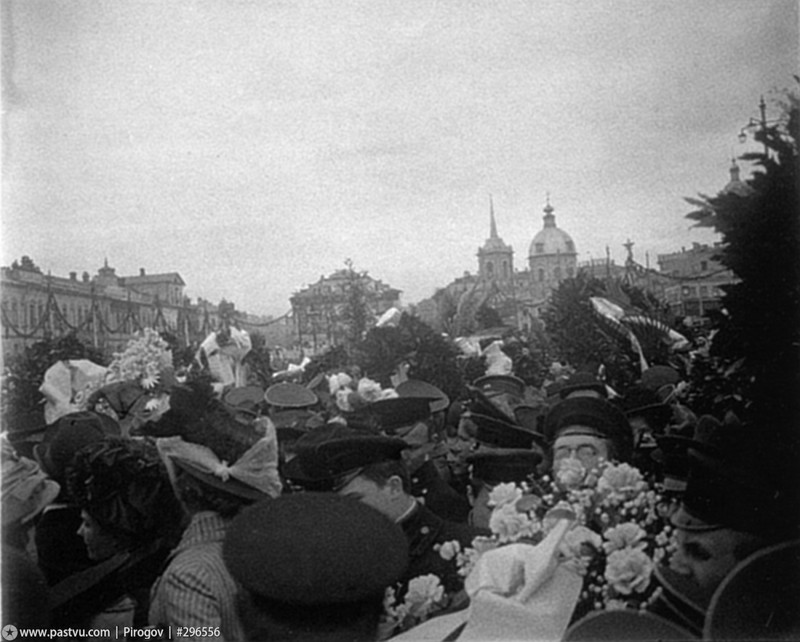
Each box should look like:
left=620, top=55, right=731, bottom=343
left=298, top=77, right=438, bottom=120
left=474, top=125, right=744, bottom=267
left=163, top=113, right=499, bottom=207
left=684, top=90, right=800, bottom=427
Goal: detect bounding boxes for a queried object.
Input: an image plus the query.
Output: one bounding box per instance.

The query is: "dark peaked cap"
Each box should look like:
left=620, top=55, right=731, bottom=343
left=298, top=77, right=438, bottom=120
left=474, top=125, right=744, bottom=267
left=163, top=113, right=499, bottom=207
left=468, top=450, right=542, bottom=485
left=282, top=424, right=408, bottom=490
left=368, top=396, right=433, bottom=433
left=544, top=397, right=632, bottom=460
left=224, top=493, right=408, bottom=605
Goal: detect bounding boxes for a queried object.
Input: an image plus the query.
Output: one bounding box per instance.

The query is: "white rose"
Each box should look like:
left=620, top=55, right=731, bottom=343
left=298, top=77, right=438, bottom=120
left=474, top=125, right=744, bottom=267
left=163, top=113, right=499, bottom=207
left=489, top=502, right=535, bottom=542
left=556, top=457, right=586, bottom=488
left=405, top=574, right=444, bottom=619
left=487, top=482, right=523, bottom=508
left=597, top=463, right=645, bottom=496
left=335, top=389, right=354, bottom=412
left=604, top=548, right=654, bottom=595
left=560, top=525, right=603, bottom=560
left=357, top=377, right=384, bottom=402
left=602, top=522, right=647, bottom=554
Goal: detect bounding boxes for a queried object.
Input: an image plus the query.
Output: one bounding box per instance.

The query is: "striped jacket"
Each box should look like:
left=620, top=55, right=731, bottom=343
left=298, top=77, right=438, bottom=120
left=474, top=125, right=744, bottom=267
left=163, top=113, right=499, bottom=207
left=149, top=511, right=244, bottom=642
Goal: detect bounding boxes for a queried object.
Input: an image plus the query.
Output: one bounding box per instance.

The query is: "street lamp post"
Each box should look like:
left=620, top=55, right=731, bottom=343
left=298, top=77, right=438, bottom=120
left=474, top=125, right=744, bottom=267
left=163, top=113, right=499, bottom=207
left=738, top=95, right=783, bottom=157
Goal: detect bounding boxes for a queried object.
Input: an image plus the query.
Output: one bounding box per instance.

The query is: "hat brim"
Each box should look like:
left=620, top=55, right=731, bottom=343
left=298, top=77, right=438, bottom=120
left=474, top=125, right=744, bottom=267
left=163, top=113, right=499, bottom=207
left=172, top=458, right=268, bottom=502
left=670, top=505, right=722, bottom=532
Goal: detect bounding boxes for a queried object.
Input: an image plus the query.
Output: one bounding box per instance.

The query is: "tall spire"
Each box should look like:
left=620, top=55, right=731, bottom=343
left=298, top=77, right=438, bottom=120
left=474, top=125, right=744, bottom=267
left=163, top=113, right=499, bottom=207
left=542, top=195, right=555, bottom=228
left=489, top=194, right=498, bottom=239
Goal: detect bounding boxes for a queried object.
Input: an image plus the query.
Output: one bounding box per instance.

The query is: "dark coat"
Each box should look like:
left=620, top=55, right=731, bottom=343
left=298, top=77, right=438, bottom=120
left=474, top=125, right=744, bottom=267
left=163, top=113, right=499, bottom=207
left=409, top=459, right=472, bottom=524
left=399, top=502, right=488, bottom=596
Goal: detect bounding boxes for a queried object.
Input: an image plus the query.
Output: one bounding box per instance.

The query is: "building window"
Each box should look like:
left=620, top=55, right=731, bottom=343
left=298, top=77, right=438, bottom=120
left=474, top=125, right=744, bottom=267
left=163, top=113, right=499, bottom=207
left=538, top=269, right=545, bottom=282
left=567, top=267, right=574, bottom=278
left=486, top=262, right=494, bottom=277
left=535, top=243, right=545, bottom=254
left=554, top=267, right=561, bottom=281
left=502, top=261, right=509, bottom=278
left=700, top=260, right=708, bottom=271
left=566, top=241, right=574, bottom=253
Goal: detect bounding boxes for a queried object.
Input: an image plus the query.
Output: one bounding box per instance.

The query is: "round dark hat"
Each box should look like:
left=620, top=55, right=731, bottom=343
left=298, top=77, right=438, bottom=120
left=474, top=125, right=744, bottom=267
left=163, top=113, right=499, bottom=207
left=470, top=413, right=541, bottom=450
left=705, top=539, right=800, bottom=641
left=558, top=372, right=607, bottom=399
left=396, top=379, right=450, bottom=414
left=224, top=493, right=408, bottom=605
left=283, top=424, right=408, bottom=490
left=564, top=608, right=695, bottom=641
left=544, top=397, right=632, bottom=460
left=264, top=382, right=318, bottom=409
left=34, top=411, right=120, bottom=482
left=619, top=385, right=672, bottom=429
left=467, top=449, right=542, bottom=485
left=368, top=396, right=432, bottom=434
left=472, top=374, right=526, bottom=399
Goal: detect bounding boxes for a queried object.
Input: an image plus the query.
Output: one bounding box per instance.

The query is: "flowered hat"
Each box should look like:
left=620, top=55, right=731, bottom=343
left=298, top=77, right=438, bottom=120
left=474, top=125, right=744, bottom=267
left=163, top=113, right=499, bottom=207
left=544, top=397, right=632, bottom=461
left=148, top=381, right=282, bottom=501
left=67, top=437, right=181, bottom=542
left=224, top=493, right=408, bottom=605
left=2, top=436, right=60, bottom=526
left=34, top=411, right=120, bottom=484
left=282, top=424, right=407, bottom=491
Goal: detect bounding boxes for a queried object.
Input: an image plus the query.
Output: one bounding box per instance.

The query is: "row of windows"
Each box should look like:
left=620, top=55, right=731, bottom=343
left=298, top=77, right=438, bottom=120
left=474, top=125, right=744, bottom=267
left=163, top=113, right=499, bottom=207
left=2, top=298, right=157, bottom=331
left=485, top=263, right=574, bottom=282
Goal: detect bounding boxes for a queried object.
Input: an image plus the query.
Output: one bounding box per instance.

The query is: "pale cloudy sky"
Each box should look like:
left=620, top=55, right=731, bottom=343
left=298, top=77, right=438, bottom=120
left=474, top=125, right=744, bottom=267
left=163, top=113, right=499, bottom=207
left=2, top=0, right=797, bottom=317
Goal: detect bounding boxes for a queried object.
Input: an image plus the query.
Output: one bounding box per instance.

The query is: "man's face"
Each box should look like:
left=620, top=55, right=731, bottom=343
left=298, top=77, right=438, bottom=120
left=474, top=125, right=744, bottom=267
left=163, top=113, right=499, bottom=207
left=337, top=474, right=402, bottom=520
left=669, top=527, right=761, bottom=601
left=552, top=431, right=609, bottom=473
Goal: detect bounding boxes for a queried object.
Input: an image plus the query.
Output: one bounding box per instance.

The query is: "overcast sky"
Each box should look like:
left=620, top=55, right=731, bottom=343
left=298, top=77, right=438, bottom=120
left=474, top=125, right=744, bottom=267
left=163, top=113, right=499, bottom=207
left=2, top=0, right=797, bottom=317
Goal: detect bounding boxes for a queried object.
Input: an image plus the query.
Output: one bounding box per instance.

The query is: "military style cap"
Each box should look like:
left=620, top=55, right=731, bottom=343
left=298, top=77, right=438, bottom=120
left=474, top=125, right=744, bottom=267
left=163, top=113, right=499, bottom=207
left=544, top=397, right=632, bottom=461
left=34, top=411, right=120, bottom=482
left=368, top=397, right=432, bottom=434
left=467, top=449, right=542, bottom=485
left=472, top=374, right=526, bottom=399
left=224, top=493, right=408, bottom=605
left=619, top=385, right=671, bottom=430
left=224, top=386, right=265, bottom=413
left=705, top=540, right=800, bottom=641
left=564, top=609, right=695, bottom=641
left=470, top=413, right=543, bottom=450
left=264, top=382, right=318, bottom=409
left=396, top=379, right=450, bottom=414
left=558, top=372, right=607, bottom=399
left=283, top=424, right=408, bottom=490
left=673, top=417, right=799, bottom=536
left=466, top=386, right=516, bottom=423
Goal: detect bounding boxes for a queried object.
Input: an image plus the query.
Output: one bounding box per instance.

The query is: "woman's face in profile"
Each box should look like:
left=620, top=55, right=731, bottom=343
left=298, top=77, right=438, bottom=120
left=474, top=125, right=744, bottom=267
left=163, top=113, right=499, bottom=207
left=77, top=510, right=123, bottom=561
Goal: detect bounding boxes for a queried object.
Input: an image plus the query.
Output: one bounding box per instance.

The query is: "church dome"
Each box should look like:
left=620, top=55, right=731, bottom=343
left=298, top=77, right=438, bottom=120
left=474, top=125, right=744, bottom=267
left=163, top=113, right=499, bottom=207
left=528, top=202, right=576, bottom=258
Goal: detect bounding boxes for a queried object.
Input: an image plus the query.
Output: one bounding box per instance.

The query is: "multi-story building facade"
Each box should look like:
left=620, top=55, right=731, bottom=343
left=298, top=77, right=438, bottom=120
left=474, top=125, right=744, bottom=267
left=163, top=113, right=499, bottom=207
left=290, top=269, right=401, bottom=352
left=0, top=258, right=276, bottom=359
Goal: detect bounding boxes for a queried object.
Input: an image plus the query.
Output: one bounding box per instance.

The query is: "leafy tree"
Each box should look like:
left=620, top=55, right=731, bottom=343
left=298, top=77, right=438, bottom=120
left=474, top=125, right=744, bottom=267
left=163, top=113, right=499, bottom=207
left=355, top=313, right=467, bottom=401
left=10, top=256, right=42, bottom=273
left=684, top=89, right=800, bottom=428
left=340, top=259, right=371, bottom=355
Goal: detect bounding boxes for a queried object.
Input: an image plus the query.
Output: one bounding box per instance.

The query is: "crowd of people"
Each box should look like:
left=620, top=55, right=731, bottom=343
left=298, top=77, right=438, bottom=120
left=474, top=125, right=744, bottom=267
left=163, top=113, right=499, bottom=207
left=2, top=326, right=798, bottom=642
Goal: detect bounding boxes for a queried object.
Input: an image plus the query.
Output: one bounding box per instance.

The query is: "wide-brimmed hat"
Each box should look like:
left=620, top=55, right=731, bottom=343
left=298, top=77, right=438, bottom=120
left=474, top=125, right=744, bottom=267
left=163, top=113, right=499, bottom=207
left=282, top=424, right=408, bottom=491
left=619, top=386, right=672, bottom=430
left=396, top=379, right=450, bottom=414
left=224, top=493, right=408, bottom=605
left=544, top=397, right=632, bottom=461
left=467, top=449, right=543, bottom=485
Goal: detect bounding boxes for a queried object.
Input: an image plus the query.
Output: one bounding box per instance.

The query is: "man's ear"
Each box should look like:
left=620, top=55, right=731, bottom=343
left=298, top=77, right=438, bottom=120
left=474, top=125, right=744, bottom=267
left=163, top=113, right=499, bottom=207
left=386, top=475, right=405, bottom=495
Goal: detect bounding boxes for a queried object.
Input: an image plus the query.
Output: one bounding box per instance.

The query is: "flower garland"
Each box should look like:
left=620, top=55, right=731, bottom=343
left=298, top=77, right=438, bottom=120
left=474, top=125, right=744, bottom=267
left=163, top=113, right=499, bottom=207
left=381, top=460, right=673, bottom=637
